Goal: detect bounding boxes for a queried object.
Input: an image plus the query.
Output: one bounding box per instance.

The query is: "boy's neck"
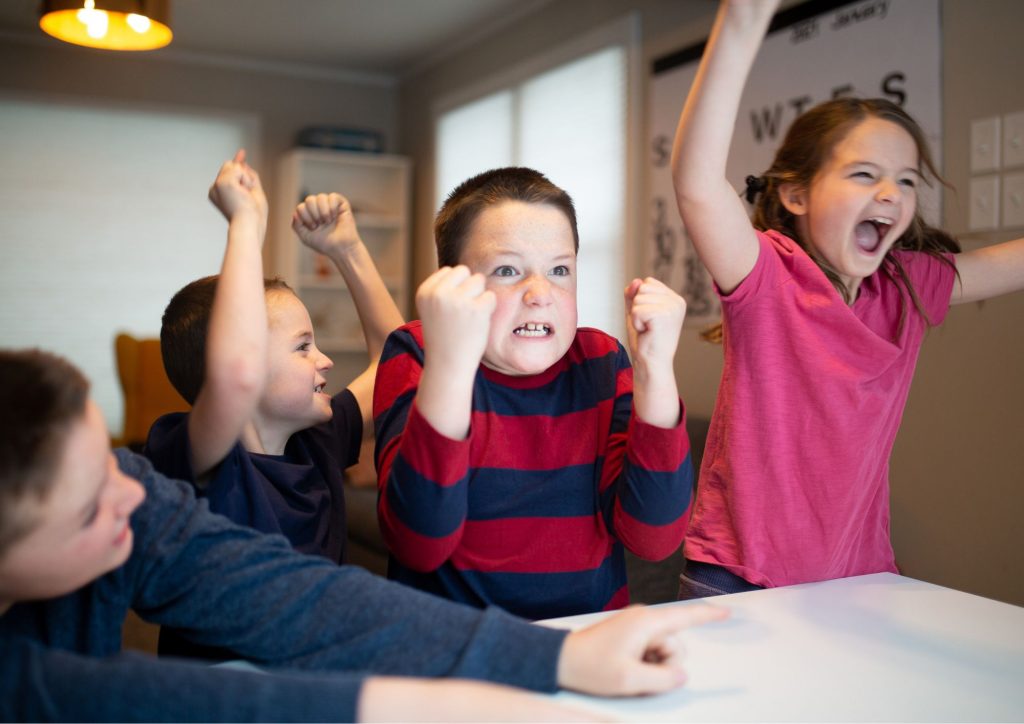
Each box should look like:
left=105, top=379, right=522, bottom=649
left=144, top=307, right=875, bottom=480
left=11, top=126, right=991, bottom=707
left=241, top=420, right=291, bottom=456
left=0, top=599, right=12, bottom=616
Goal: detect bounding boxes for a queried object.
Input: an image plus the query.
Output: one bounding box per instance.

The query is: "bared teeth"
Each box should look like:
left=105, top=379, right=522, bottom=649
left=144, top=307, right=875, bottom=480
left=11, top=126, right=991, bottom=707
left=515, top=322, right=551, bottom=337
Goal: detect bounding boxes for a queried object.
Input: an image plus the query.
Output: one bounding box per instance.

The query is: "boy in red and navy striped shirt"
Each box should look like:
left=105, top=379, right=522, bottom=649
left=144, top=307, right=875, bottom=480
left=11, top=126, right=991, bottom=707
left=373, top=167, right=694, bottom=620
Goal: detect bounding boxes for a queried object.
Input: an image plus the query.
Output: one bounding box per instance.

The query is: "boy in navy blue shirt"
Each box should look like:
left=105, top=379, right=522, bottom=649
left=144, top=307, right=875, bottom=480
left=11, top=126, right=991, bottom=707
left=145, top=151, right=402, bottom=564
left=145, top=151, right=404, bottom=658
left=0, top=347, right=727, bottom=722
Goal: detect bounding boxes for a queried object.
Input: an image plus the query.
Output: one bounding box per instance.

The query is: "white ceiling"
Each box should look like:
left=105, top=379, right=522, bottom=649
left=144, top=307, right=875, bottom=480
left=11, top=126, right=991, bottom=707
left=0, top=0, right=553, bottom=79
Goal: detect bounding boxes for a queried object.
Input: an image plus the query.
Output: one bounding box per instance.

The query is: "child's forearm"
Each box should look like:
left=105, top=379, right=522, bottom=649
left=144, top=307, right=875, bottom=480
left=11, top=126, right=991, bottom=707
left=415, top=360, right=476, bottom=441
left=630, top=361, right=682, bottom=429
left=672, top=0, right=776, bottom=196
left=671, top=0, right=777, bottom=292
left=953, top=236, right=1024, bottom=304
left=190, top=209, right=268, bottom=471
left=325, top=241, right=404, bottom=360
left=207, top=211, right=267, bottom=387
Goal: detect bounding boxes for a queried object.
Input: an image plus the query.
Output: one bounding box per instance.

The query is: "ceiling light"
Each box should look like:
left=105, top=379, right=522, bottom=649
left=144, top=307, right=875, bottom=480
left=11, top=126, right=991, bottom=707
left=39, top=0, right=172, bottom=51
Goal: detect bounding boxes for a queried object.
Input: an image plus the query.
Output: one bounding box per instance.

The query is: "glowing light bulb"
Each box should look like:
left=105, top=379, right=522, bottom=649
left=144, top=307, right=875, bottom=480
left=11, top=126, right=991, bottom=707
left=126, top=13, right=151, bottom=34
left=76, top=0, right=108, bottom=39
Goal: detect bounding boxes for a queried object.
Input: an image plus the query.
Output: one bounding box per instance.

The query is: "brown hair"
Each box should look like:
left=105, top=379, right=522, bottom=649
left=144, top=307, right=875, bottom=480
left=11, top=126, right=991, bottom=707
left=434, top=167, right=579, bottom=267
left=0, top=349, right=90, bottom=556
left=750, top=97, right=959, bottom=322
left=160, top=275, right=293, bottom=404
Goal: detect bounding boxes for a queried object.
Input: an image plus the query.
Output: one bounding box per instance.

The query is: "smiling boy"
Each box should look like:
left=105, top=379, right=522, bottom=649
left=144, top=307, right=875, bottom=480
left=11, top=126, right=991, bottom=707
left=373, top=167, right=695, bottom=619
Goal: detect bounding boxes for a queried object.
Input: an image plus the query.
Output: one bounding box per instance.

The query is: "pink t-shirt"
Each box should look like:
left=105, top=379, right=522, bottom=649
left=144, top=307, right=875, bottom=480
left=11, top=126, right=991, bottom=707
left=684, top=230, right=956, bottom=587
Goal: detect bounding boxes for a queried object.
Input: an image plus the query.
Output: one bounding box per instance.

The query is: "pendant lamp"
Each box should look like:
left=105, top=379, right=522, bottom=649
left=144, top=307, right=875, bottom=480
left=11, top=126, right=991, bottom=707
left=39, top=0, right=172, bottom=51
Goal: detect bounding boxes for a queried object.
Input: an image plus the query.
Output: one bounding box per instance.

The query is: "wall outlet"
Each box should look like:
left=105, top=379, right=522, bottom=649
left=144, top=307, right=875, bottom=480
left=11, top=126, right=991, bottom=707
left=969, top=175, right=1000, bottom=231
left=971, top=116, right=1001, bottom=173
left=1003, top=111, right=1024, bottom=168
left=1002, top=172, right=1024, bottom=228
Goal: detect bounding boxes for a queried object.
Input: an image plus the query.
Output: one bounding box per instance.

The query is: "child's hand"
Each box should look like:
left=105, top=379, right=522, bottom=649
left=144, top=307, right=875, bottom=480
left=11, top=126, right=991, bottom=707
left=416, top=266, right=495, bottom=376
left=624, top=277, right=687, bottom=367
left=208, top=149, right=268, bottom=226
left=292, top=193, right=361, bottom=259
left=558, top=604, right=728, bottom=696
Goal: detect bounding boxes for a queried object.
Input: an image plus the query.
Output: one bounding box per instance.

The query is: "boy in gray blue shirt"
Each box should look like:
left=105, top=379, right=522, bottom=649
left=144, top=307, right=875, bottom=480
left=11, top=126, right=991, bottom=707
left=0, top=348, right=726, bottom=721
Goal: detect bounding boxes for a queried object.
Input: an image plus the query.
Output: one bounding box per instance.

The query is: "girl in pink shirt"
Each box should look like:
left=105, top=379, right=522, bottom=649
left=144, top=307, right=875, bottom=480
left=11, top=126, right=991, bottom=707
left=670, top=0, right=1024, bottom=597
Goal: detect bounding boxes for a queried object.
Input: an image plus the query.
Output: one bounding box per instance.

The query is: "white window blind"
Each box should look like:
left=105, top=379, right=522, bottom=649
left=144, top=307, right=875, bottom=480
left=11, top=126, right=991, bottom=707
left=435, top=31, right=632, bottom=338
left=0, top=98, right=253, bottom=437
left=436, top=91, right=513, bottom=209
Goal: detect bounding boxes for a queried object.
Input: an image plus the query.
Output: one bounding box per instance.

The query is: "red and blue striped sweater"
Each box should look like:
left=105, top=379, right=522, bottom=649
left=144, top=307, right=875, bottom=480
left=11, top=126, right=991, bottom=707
left=373, top=321, right=694, bottom=620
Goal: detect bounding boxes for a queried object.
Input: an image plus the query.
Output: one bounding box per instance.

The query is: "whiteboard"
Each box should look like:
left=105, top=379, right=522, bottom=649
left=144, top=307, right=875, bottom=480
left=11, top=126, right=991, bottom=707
left=646, top=0, right=941, bottom=325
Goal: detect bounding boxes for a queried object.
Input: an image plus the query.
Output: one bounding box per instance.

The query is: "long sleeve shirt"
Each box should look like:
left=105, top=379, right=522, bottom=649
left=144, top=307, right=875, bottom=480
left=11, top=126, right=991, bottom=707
left=374, top=323, right=694, bottom=620
left=0, top=450, right=567, bottom=722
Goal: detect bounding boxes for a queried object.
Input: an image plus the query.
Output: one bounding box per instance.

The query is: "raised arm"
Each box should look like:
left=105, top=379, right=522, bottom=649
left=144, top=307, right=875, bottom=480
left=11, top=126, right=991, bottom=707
left=292, top=193, right=404, bottom=432
left=671, top=0, right=778, bottom=293
left=372, top=268, right=495, bottom=571
left=624, top=277, right=686, bottom=428
left=951, top=237, right=1024, bottom=305
left=412, top=266, right=494, bottom=440
left=188, top=150, right=269, bottom=478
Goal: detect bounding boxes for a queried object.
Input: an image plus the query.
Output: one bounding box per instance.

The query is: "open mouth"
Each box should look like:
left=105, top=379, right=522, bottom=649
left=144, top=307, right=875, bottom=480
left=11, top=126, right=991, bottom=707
left=314, top=382, right=327, bottom=394
left=854, top=217, right=893, bottom=254
left=513, top=322, right=552, bottom=338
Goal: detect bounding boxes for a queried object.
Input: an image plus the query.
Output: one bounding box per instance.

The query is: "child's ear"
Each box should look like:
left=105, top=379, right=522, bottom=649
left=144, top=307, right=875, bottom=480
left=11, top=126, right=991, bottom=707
left=778, top=183, right=808, bottom=216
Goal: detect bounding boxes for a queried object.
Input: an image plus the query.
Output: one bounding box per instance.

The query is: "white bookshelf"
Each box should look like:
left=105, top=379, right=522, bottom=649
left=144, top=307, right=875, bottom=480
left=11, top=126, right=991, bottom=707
left=273, top=148, right=410, bottom=393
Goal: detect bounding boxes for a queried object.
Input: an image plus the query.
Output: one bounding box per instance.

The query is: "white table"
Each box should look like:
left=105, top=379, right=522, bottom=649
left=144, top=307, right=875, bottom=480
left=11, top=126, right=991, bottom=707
left=541, top=573, right=1024, bottom=721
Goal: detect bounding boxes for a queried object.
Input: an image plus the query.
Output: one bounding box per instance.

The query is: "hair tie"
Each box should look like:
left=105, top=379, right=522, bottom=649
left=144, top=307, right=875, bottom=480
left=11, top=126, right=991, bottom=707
left=743, top=175, right=767, bottom=204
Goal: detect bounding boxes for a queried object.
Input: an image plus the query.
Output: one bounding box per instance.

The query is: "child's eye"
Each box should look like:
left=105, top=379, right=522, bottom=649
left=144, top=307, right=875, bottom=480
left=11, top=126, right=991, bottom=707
left=851, top=171, right=874, bottom=180
left=493, top=266, right=518, bottom=278
left=899, top=178, right=917, bottom=188
left=550, top=265, right=570, bottom=277
left=297, top=342, right=311, bottom=352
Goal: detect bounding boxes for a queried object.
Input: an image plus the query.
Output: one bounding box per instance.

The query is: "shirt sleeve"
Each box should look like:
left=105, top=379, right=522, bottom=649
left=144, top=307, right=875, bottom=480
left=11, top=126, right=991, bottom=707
left=142, top=411, right=197, bottom=484
left=894, top=250, right=957, bottom=326
left=372, top=324, right=473, bottom=571
left=597, top=342, right=693, bottom=560
left=118, top=450, right=565, bottom=689
left=1, top=637, right=365, bottom=722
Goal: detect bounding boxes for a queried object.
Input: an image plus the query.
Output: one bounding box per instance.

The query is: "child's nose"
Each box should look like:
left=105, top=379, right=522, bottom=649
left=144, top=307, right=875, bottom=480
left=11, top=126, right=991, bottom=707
left=876, top=178, right=900, bottom=203
left=522, top=274, right=552, bottom=305
left=113, top=469, right=146, bottom=517
left=317, top=349, right=334, bottom=371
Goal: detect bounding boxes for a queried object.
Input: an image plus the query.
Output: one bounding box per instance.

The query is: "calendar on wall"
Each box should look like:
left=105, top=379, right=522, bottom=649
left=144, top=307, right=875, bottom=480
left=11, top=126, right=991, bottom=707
left=646, top=0, right=941, bottom=326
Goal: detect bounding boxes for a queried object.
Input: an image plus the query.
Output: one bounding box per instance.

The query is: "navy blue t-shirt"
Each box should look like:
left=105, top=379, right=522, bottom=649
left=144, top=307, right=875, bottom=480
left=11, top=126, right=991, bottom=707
left=144, top=390, right=361, bottom=564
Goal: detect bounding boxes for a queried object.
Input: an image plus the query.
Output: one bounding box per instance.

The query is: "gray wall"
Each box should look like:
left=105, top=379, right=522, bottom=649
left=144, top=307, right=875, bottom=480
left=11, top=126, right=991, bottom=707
left=889, top=0, right=1024, bottom=606
left=398, top=0, right=1024, bottom=605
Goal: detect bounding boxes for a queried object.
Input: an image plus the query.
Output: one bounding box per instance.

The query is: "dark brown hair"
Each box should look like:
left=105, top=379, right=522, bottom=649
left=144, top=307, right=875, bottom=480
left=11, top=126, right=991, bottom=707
left=434, top=167, right=579, bottom=267
left=751, top=97, right=959, bottom=322
left=0, top=349, right=90, bottom=555
left=160, top=275, right=293, bottom=404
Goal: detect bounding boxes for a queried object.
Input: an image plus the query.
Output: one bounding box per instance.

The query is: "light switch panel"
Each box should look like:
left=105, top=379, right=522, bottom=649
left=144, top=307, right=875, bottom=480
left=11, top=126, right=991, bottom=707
left=1003, top=111, right=1024, bottom=168
left=971, top=116, right=1001, bottom=173
left=969, top=175, right=999, bottom=231
left=1003, top=172, right=1024, bottom=228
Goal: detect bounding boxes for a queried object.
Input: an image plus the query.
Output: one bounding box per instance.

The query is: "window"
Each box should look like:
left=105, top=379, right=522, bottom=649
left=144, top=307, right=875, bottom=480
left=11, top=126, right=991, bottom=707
left=0, top=97, right=255, bottom=437
left=435, top=17, right=638, bottom=339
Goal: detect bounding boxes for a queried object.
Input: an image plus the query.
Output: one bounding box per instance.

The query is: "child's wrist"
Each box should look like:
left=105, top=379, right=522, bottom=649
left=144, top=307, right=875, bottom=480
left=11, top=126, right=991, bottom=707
left=324, top=238, right=365, bottom=264
left=229, top=207, right=265, bottom=226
